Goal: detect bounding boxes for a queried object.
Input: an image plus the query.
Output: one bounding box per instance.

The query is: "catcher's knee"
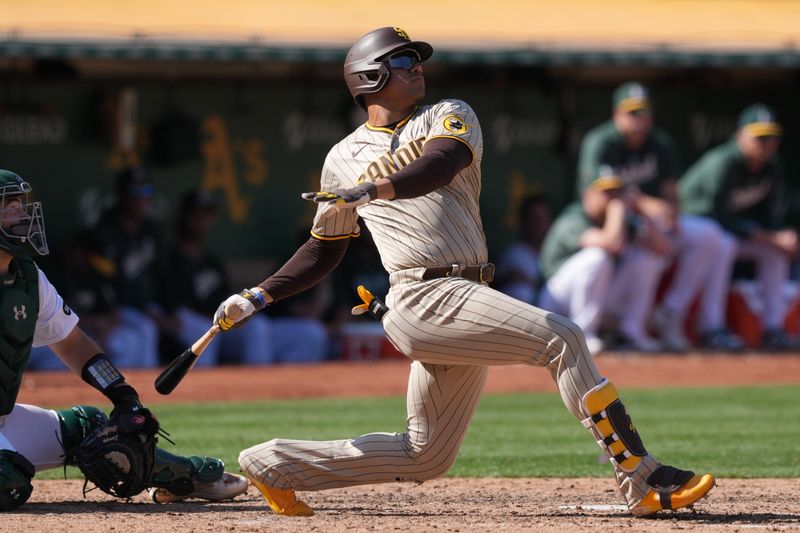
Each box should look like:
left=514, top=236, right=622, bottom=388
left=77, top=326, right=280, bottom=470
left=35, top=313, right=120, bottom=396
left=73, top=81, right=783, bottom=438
left=581, top=379, right=648, bottom=472
left=57, top=405, right=109, bottom=462
left=0, top=450, right=35, bottom=511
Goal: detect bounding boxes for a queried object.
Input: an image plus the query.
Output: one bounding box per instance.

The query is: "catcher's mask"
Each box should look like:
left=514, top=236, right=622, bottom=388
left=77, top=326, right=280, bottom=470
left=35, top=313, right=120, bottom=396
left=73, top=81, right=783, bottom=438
left=0, top=170, right=48, bottom=256
left=344, top=26, right=433, bottom=110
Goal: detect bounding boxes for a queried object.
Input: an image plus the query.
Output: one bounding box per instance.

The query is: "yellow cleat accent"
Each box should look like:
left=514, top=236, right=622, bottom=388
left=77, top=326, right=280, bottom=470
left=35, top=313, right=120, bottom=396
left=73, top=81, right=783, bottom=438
left=632, top=473, right=716, bottom=516
left=242, top=472, right=314, bottom=517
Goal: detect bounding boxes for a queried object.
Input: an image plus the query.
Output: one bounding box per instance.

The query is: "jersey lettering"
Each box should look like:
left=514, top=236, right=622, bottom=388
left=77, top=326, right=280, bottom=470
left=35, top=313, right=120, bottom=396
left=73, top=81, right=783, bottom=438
left=357, top=136, right=426, bottom=184
left=728, top=178, right=773, bottom=211
left=618, top=154, right=658, bottom=185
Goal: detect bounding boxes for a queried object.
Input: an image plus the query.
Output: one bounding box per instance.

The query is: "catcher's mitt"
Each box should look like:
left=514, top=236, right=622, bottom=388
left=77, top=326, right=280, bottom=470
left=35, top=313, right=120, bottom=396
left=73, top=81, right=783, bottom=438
left=71, top=408, right=158, bottom=499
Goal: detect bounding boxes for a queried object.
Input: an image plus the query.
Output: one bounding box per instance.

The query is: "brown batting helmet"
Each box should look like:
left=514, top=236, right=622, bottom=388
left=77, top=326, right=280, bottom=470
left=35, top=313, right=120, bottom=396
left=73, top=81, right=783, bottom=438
left=344, top=27, right=433, bottom=109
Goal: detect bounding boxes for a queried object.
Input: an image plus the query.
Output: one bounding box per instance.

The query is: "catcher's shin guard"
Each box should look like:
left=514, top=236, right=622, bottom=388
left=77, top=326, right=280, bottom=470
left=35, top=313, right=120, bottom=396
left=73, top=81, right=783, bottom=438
left=581, top=379, right=647, bottom=472
left=149, top=449, right=224, bottom=496
left=0, top=450, right=35, bottom=511
left=57, top=405, right=109, bottom=462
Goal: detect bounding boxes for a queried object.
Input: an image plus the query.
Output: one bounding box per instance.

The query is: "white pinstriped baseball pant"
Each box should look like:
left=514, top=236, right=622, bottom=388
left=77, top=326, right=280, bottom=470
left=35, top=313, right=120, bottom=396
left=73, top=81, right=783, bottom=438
left=239, top=268, right=660, bottom=507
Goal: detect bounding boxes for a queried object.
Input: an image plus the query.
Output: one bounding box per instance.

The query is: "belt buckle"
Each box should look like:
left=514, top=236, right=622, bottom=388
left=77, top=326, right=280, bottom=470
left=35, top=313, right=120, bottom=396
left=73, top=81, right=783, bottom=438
left=479, top=264, right=495, bottom=284
left=446, top=264, right=460, bottom=277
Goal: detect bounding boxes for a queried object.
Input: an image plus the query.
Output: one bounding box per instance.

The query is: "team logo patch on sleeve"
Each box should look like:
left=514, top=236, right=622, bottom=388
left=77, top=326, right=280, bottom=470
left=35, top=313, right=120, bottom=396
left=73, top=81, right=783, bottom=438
left=63, top=303, right=72, bottom=315
left=443, top=115, right=469, bottom=134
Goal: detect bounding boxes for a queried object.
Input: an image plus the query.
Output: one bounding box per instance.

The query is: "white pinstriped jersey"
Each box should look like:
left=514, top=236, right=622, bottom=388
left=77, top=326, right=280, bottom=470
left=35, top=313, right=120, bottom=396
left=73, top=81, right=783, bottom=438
left=311, top=99, right=486, bottom=272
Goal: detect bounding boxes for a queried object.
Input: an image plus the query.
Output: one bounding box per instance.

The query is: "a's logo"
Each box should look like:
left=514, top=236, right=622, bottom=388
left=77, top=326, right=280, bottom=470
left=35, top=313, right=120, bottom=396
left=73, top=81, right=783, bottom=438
left=394, top=27, right=410, bottom=41
left=9, top=489, right=19, bottom=500
left=12, top=305, right=26, bottom=321
left=63, top=303, right=72, bottom=316
left=443, top=115, right=469, bottom=134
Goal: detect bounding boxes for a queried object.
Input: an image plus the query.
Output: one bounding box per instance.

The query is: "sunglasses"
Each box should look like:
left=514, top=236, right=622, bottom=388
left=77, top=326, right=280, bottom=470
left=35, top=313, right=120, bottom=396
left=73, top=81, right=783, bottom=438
left=385, top=51, right=421, bottom=70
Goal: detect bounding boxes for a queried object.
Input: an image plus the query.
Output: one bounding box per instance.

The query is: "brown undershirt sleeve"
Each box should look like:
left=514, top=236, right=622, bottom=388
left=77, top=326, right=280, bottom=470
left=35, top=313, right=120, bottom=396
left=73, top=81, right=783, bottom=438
left=388, top=137, right=473, bottom=199
left=259, top=236, right=349, bottom=303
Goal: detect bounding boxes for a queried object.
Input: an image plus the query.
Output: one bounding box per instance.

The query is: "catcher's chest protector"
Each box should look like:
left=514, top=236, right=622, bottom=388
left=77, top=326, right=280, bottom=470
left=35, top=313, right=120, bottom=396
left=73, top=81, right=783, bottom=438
left=0, top=258, right=39, bottom=415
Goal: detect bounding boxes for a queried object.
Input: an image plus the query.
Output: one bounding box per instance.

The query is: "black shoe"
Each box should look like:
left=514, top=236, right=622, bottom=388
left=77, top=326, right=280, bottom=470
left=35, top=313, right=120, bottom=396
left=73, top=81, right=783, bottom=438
left=761, top=328, right=800, bottom=352
left=698, top=328, right=745, bottom=352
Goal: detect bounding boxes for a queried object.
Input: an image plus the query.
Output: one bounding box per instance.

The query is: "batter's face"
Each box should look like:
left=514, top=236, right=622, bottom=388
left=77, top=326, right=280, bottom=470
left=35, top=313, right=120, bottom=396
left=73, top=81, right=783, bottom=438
left=380, top=50, right=426, bottom=108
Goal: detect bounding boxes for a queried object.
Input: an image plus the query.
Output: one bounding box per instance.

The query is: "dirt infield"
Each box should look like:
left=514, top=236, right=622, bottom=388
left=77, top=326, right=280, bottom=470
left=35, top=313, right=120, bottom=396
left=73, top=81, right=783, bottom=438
left=12, top=353, right=800, bottom=531
left=8, top=478, right=797, bottom=532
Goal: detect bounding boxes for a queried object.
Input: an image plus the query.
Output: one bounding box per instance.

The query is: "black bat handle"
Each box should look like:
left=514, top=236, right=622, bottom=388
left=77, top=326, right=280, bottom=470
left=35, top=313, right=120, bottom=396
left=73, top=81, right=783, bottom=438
left=154, top=325, right=220, bottom=395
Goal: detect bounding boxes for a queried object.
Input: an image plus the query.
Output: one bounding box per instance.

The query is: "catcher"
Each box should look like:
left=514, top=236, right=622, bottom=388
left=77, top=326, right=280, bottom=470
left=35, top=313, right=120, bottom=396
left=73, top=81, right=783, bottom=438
left=0, top=169, right=247, bottom=510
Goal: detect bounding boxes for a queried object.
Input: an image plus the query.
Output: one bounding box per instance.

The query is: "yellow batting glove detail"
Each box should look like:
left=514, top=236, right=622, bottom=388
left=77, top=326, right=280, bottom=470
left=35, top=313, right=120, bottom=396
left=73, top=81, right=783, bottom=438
left=301, top=183, right=376, bottom=208
left=218, top=316, right=236, bottom=331
left=301, top=191, right=342, bottom=203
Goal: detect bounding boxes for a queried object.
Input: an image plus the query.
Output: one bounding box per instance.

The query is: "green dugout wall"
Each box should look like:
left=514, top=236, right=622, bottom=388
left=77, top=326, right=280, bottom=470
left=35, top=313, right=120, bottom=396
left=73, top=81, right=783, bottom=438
left=1, top=66, right=799, bottom=265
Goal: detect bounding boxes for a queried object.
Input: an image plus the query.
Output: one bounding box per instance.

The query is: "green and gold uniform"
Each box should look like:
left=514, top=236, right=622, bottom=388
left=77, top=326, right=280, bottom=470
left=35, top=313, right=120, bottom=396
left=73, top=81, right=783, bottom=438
left=577, top=121, right=678, bottom=196
left=679, top=139, right=786, bottom=236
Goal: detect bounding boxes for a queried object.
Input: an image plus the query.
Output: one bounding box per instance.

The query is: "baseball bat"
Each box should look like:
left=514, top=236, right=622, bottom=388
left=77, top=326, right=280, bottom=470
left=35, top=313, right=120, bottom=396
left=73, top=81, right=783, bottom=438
left=154, top=303, right=242, bottom=395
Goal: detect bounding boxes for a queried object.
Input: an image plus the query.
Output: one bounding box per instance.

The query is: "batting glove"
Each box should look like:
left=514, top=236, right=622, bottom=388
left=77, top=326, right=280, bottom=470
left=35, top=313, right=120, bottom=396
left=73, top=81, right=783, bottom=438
left=213, top=288, right=266, bottom=331
left=351, top=285, right=389, bottom=321
left=301, top=182, right=377, bottom=208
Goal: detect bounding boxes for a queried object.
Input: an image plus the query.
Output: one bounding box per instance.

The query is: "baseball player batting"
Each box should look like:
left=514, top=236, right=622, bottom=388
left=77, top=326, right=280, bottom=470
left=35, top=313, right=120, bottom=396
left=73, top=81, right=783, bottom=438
left=214, top=26, right=715, bottom=517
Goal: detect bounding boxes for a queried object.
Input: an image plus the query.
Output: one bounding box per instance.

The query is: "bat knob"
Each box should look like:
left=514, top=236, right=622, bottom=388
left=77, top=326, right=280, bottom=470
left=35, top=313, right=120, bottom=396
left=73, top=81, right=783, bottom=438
left=225, top=302, right=243, bottom=320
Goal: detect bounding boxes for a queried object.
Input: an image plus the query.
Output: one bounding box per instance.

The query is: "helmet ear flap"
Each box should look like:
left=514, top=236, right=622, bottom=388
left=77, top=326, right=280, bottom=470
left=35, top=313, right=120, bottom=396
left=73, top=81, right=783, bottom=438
left=352, top=63, right=391, bottom=110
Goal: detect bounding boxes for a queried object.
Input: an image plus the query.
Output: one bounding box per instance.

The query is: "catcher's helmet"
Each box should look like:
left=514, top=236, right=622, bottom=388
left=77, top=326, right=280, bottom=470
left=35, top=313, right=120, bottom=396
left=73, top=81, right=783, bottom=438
left=344, top=27, right=433, bottom=109
left=0, top=169, right=48, bottom=256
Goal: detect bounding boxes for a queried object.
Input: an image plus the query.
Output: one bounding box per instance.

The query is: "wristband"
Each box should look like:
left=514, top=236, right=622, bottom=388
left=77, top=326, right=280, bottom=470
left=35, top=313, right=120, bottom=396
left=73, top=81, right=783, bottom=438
left=248, top=287, right=267, bottom=308
left=241, top=287, right=266, bottom=311
left=81, top=353, right=140, bottom=407
left=81, top=353, right=124, bottom=391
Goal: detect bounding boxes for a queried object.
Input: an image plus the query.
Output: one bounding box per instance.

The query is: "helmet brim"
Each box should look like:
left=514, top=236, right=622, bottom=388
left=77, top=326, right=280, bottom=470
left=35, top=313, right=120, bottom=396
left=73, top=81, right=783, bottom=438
left=378, top=41, right=433, bottom=63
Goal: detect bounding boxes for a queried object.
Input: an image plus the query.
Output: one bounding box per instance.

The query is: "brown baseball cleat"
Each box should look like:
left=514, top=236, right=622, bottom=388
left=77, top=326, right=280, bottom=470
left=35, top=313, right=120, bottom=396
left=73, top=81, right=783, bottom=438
left=243, top=472, right=314, bottom=516
left=632, top=465, right=715, bottom=516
